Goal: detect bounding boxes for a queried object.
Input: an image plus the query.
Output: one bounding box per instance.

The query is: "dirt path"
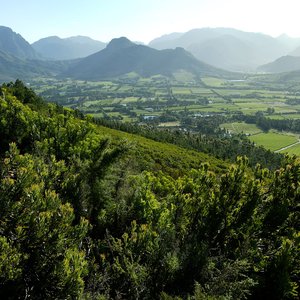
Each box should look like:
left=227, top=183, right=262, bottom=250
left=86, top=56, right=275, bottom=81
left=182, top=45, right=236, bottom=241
left=275, top=141, right=300, bottom=153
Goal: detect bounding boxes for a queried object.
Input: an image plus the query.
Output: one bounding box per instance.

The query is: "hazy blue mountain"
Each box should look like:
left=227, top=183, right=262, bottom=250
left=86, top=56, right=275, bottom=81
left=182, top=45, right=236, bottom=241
left=32, top=36, right=106, bottom=60
left=149, top=28, right=300, bottom=71
left=258, top=55, right=300, bottom=73
left=63, top=37, right=229, bottom=80
left=289, top=45, right=300, bottom=56
left=149, top=32, right=184, bottom=48
left=277, top=34, right=300, bottom=53
left=0, top=26, right=39, bottom=59
left=187, top=35, right=256, bottom=71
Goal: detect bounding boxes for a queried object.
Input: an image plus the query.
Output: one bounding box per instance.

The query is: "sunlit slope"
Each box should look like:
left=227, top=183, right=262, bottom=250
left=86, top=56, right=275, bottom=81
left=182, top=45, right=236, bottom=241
left=95, top=124, right=228, bottom=175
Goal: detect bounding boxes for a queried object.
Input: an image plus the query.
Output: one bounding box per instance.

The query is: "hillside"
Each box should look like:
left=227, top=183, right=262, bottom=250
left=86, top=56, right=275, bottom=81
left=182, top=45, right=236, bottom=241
left=289, top=45, right=300, bottom=56
left=32, top=35, right=106, bottom=60
left=0, top=81, right=298, bottom=299
left=0, top=26, right=39, bottom=59
left=277, top=33, right=300, bottom=51
left=258, top=55, right=300, bottom=73
left=63, top=37, right=229, bottom=80
left=0, top=26, right=77, bottom=82
left=149, top=27, right=297, bottom=71
left=0, top=50, right=75, bottom=82
left=187, top=34, right=256, bottom=71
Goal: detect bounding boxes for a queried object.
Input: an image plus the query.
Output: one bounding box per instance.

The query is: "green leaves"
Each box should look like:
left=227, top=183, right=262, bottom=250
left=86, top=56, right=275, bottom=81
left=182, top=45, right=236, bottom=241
left=0, top=144, right=89, bottom=298
left=0, top=81, right=298, bottom=299
left=0, top=236, right=22, bottom=281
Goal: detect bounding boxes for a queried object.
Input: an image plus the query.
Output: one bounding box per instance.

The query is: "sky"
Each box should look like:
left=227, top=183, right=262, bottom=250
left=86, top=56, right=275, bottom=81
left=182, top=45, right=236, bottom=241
left=2, top=0, right=300, bottom=44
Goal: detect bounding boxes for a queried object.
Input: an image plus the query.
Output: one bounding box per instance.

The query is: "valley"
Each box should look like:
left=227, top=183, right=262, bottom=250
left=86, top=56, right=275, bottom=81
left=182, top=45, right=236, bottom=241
left=0, top=16, right=299, bottom=298
left=30, top=72, right=300, bottom=155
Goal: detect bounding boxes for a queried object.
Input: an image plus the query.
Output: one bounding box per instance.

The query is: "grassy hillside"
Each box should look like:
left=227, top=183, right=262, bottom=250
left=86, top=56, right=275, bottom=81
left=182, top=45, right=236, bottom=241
left=95, top=124, right=228, bottom=175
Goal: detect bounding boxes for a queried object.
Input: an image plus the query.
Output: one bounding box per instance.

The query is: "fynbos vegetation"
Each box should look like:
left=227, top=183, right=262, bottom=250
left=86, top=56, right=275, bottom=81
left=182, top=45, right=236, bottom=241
left=0, top=81, right=298, bottom=299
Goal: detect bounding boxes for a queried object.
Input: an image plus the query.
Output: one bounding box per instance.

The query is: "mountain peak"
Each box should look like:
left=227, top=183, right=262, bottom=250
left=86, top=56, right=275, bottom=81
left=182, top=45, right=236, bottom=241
left=63, top=37, right=228, bottom=80
left=32, top=35, right=106, bottom=60
left=174, top=47, right=186, bottom=52
left=38, top=36, right=61, bottom=42
left=0, top=26, right=13, bottom=33
left=67, top=36, right=96, bottom=43
left=0, top=26, right=39, bottom=59
left=106, top=37, right=135, bottom=50
left=277, top=33, right=290, bottom=39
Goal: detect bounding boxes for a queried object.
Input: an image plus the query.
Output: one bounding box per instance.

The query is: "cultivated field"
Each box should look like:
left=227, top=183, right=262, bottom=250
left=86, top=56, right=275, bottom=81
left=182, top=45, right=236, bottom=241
left=249, top=132, right=298, bottom=151
left=30, top=73, right=300, bottom=156
left=220, top=122, right=262, bottom=135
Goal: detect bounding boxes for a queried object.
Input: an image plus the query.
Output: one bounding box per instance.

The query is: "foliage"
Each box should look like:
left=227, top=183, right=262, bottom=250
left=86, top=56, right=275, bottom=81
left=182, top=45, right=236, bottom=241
left=0, top=144, right=89, bottom=298
left=0, top=81, right=298, bottom=299
left=95, top=117, right=283, bottom=170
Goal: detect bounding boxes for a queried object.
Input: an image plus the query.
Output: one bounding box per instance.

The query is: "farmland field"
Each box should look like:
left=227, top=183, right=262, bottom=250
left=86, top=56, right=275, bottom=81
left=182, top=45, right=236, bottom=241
left=220, top=122, right=262, bottom=135
left=280, top=143, right=300, bottom=155
left=249, top=132, right=298, bottom=151
left=31, top=75, right=300, bottom=121
left=30, top=74, right=300, bottom=156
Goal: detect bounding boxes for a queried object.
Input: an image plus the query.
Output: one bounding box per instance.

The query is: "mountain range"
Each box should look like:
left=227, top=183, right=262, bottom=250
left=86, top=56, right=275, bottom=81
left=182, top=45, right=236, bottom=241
left=32, top=36, right=106, bottom=60
left=2, top=25, right=300, bottom=81
left=62, top=37, right=228, bottom=80
left=149, top=28, right=300, bottom=71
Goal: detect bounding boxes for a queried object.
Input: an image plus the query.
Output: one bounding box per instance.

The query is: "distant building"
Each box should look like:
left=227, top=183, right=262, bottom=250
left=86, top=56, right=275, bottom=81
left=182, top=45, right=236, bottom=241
left=145, top=107, right=154, bottom=112
left=143, top=115, right=157, bottom=120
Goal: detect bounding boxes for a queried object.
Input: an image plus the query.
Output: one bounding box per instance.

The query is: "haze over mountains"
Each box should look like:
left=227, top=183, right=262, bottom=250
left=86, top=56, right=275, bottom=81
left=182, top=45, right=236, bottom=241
left=258, top=56, right=300, bottom=73
left=2, top=25, right=300, bottom=81
left=290, top=45, right=300, bottom=57
left=63, top=37, right=227, bottom=80
left=149, top=28, right=300, bottom=71
left=32, top=36, right=106, bottom=60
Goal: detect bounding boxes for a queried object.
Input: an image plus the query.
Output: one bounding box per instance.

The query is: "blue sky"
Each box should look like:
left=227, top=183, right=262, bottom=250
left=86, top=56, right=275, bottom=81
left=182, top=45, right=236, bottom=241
left=2, top=0, right=300, bottom=43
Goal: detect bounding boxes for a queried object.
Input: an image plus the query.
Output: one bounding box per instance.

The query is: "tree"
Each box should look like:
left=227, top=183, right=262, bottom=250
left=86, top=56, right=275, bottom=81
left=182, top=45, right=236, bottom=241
left=0, top=144, right=89, bottom=299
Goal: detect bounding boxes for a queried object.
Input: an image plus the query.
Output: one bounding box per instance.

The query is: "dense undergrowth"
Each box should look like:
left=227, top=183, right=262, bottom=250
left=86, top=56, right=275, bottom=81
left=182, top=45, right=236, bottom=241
left=0, top=81, right=298, bottom=299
